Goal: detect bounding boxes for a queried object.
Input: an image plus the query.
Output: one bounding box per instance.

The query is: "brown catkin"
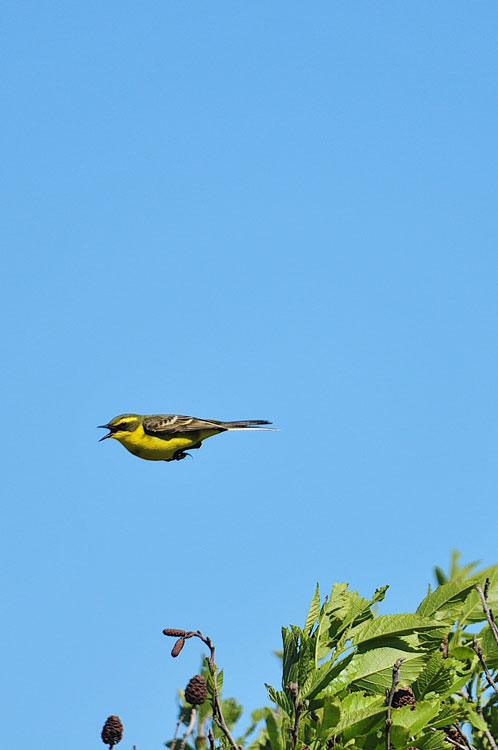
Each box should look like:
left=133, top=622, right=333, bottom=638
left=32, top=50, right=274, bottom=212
left=184, top=674, right=208, bottom=705
left=163, top=628, right=187, bottom=637
left=101, top=715, right=124, bottom=748
left=171, top=637, right=185, bottom=657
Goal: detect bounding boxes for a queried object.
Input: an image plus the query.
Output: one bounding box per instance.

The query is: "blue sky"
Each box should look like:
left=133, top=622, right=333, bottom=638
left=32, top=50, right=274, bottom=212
left=2, top=2, right=497, bottom=748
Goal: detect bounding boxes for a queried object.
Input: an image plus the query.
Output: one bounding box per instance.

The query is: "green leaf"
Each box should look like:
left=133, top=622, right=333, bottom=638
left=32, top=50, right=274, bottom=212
left=464, top=705, right=489, bottom=733
left=220, top=697, right=243, bottom=730
left=428, top=703, right=464, bottom=729
left=412, top=651, right=467, bottom=700
left=282, top=626, right=300, bottom=686
left=305, top=652, right=357, bottom=700
left=417, top=729, right=451, bottom=750
left=304, top=583, right=321, bottom=635
left=317, top=584, right=383, bottom=659
left=481, top=624, right=498, bottom=669
left=391, top=699, right=441, bottom=734
left=460, top=567, right=498, bottom=624
left=217, top=669, right=224, bottom=695
left=265, top=684, right=293, bottom=716
left=265, top=709, right=282, bottom=750
left=297, top=632, right=317, bottom=688
left=416, top=580, right=477, bottom=618
left=335, top=640, right=428, bottom=694
left=318, top=700, right=341, bottom=737
left=351, top=614, right=451, bottom=648
left=331, top=692, right=385, bottom=735
left=434, top=567, right=448, bottom=585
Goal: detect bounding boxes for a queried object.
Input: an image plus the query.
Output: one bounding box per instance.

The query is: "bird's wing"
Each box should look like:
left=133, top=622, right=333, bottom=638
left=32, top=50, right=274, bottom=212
left=142, top=414, right=225, bottom=436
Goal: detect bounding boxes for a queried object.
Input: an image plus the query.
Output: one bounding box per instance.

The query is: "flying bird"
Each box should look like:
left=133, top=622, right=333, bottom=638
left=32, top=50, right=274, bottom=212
left=98, top=413, right=274, bottom=462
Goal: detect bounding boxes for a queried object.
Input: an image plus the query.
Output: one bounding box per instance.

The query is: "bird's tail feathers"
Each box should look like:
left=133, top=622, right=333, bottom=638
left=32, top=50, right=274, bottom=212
left=222, top=419, right=276, bottom=430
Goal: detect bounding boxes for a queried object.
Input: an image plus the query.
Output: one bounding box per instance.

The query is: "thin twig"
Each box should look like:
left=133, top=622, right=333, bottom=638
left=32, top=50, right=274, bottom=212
left=180, top=707, right=197, bottom=750
left=454, top=721, right=475, bottom=750
left=473, top=634, right=498, bottom=695
left=385, top=657, right=405, bottom=750
left=208, top=728, right=215, bottom=750
left=477, top=706, right=498, bottom=750
left=476, top=582, right=498, bottom=647
left=170, top=712, right=184, bottom=750
left=445, top=738, right=471, bottom=750
left=165, top=629, right=240, bottom=750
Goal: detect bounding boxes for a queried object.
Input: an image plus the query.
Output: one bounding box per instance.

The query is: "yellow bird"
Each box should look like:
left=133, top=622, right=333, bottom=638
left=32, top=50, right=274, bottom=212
left=98, top=413, right=274, bottom=462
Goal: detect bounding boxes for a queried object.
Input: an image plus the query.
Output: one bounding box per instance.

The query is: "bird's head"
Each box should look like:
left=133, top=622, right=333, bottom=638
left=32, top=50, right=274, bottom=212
left=98, top=414, right=142, bottom=441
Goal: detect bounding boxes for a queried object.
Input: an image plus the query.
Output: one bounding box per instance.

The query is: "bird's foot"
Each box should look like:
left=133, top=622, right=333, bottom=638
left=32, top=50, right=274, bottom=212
left=172, top=450, right=192, bottom=461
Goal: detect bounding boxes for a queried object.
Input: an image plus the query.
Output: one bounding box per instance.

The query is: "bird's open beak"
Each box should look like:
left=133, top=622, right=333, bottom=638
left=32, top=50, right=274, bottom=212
left=97, top=425, right=112, bottom=441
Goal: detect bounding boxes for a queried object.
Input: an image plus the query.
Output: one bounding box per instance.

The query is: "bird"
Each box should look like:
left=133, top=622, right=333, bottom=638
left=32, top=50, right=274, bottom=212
left=97, top=413, right=274, bottom=462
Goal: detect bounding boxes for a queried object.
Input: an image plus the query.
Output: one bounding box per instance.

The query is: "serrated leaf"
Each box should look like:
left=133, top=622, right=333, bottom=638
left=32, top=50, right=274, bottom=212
left=429, top=703, right=465, bottom=729
left=306, top=652, right=358, bottom=700
left=298, top=632, right=317, bottom=688
left=417, top=729, right=451, bottom=750
left=265, top=684, right=293, bottom=716
left=460, top=568, right=498, bottom=624
left=412, top=651, right=464, bottom=700
left=304, top=583, right=321, bottom=635
left=331, top=692, right=385, bottom=735
left=391, top=699, right=441, bottom=734
left=351, top=614, right=451, bottom=647
left=417, top=580, right=477, bottom=618
left=282, top=626, right=300, bottom=686
left=217, top=669, right=224, bottom=695
left=481, top=624, right=498, bottom=669
left=342, top=640, right=428, bottom=694
left=318, top=585, right=379, bottom=659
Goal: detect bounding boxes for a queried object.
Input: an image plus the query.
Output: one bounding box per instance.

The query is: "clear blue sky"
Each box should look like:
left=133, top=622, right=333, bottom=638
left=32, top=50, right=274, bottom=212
left=2, top=2, right=497, bottom=748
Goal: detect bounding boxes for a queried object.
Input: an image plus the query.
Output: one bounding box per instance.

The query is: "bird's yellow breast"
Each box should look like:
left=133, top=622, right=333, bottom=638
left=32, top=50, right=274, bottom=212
left=113, top=423, right=219, bottom=461
left=115, top=424, right=194, bottom=461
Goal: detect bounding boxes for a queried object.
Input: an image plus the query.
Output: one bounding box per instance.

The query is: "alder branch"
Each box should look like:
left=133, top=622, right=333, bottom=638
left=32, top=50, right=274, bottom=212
left=477, top=705, right=498, bottom=750
left=385, top=658, right=405, bottom=750
left=473, top=634, right=498, bottom=695
left=180, top=707, right=197, bottom=750
left=163, top=627, right=241, bottom=750
left=476, top=581, right=498, bottom=647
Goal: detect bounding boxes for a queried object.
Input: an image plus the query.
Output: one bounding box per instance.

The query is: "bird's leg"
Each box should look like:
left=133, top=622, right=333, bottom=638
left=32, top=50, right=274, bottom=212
left=171, top=442, right=202, bottom=461
left=172, top=449, right=191, bottom=461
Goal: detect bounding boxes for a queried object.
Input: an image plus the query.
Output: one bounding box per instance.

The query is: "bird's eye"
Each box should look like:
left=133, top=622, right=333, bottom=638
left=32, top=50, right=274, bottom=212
left=115, top=422, right=130, bottom=432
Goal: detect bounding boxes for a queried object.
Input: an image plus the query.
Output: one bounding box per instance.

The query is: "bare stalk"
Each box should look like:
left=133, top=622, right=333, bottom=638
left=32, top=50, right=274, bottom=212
left=170, top=713, right=184, bottom=750
left=477, top=705, right=498, bottom=750
left=385, top=657, right=405, bottom=750
left=476, top=581, right=498, bottom=647
left=180, top=707, right=197, bottom=750
left=473, top=634, right=498, bottom=696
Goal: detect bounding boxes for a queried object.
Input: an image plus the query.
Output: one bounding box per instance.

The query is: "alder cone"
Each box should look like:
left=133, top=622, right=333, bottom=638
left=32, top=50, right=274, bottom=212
left=185, top=674, right=208, bottom=705
left=444, top=727, right=465, bottom=744
left=163, top=628, right=187, bottom=637
left=101, top=715, right=124, bottom=748
left=171, top=637, right=185, bottom=657
left=392, top=686, right=416, bottom=709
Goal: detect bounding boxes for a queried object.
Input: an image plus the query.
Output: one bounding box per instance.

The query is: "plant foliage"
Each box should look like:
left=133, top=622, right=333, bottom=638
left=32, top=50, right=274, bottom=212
left=159, top=553, right=498, bottom=750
